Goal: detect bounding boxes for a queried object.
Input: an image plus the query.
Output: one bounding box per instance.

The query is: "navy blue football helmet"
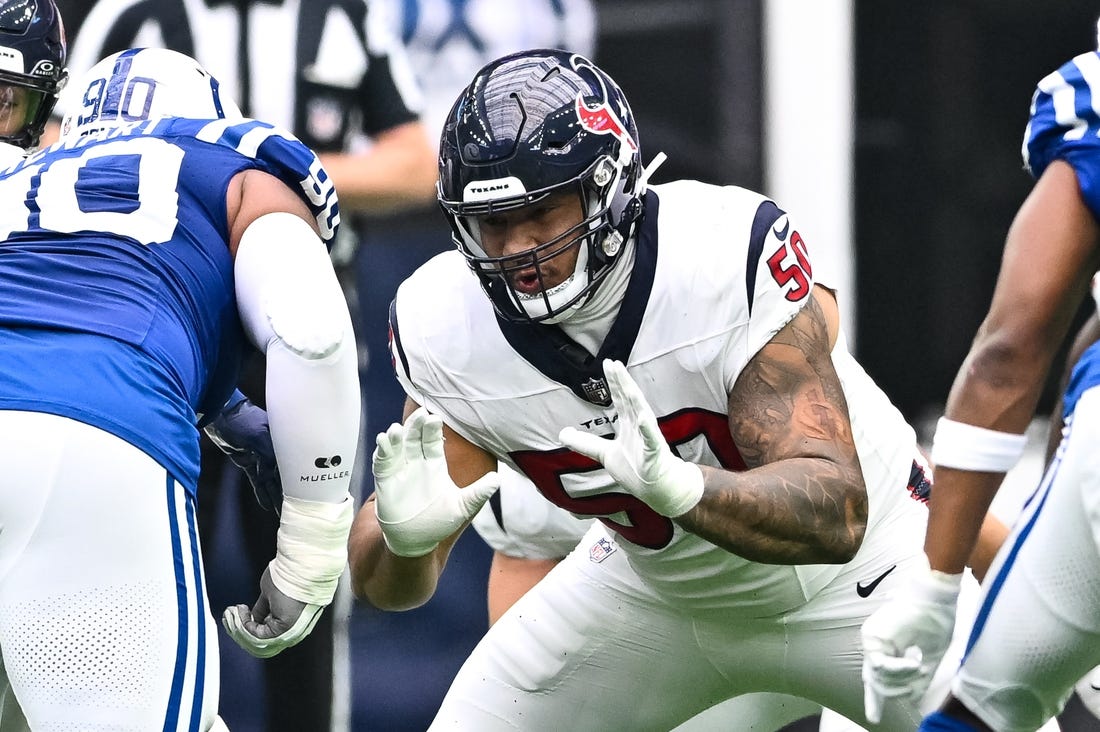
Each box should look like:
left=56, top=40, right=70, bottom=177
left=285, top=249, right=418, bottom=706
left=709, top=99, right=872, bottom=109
left=438, top=49, right=644, bottom=323
left=0, top=0, right=66, bottom=148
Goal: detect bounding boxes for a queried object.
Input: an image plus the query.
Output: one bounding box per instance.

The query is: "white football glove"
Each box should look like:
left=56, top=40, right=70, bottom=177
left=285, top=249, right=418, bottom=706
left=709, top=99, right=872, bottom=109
left=860, top=556, right=962, bottom=724
left=558, top=359, right=704, bottom=518
left=222, top=568, right=324, bottom=659
left=373, top=407, right=500, bottom=557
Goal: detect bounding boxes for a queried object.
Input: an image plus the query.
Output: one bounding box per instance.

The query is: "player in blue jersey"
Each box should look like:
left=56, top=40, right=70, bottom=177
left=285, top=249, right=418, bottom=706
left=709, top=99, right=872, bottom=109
left=860, top=34, right=1100, bottom=732
left=0, top=46, right=360, bottom=730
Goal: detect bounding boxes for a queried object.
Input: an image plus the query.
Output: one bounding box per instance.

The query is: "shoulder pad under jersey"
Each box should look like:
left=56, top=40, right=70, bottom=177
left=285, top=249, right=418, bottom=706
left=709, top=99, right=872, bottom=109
left=161, top=117, right=341, bottom=248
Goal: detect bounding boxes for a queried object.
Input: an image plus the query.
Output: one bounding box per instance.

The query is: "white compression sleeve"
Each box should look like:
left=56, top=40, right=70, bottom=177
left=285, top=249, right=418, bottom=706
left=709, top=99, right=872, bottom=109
left=234, top=212, right=361, bottom=505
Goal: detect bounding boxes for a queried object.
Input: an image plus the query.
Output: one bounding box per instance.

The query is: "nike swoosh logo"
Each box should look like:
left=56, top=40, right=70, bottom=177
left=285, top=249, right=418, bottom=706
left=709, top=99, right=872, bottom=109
left=856, top=564, right=897, bottom=598
left=772, top=218, right=789, bottom=241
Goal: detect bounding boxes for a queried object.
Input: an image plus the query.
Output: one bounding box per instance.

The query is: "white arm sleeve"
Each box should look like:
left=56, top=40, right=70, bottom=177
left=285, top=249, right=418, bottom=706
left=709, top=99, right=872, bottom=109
left=235, top=212, right=361, bottom=604
left=234, top=212, right=361, bottom=505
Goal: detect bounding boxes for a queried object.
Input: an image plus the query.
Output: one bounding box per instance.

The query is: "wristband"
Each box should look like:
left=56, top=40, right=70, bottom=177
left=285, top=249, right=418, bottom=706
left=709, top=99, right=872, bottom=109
left=930, top=417, right=1027, bottom=472
left=268, top=494, right=354, bottom=605
left=917, top=567, right=964, bottom=602
left=659, top=461, right=705, bottom=518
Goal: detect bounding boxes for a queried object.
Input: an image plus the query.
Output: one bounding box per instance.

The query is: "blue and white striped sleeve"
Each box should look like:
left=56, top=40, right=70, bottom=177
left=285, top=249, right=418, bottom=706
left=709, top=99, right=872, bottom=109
left=1023, top=51, right=1100, bottom=220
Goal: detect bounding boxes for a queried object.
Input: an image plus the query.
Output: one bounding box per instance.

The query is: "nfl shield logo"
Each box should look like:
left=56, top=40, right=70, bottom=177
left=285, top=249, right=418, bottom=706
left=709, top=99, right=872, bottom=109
left=589, top=537, right=616, bottom=563
left=581, top=377, right=612, bottom=406
left=306, top=97, right=343, bottom=144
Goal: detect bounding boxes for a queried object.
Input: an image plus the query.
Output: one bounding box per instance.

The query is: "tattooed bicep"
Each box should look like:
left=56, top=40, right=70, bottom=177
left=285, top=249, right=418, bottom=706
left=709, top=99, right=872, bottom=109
left=727, top=296, right=855, bottom=468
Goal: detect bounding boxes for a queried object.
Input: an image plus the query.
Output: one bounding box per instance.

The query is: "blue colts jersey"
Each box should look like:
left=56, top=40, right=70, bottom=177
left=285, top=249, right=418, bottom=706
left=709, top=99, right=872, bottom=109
left=0, top=118, right=339, bottom=492
left=1064, top=340, right=1100, bottom=422
left=1023, top=50, right=1100, bottom=220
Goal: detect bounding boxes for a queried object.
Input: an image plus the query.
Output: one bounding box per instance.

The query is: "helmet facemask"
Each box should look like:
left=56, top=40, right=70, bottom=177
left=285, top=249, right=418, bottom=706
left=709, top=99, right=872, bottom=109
left=443, top=150, right=639, bottom=324
left=438, top=50, right=644, bottom=325
left=437, top=50, right=642, bottom=323
left=0, top=78, right=54, bottom=147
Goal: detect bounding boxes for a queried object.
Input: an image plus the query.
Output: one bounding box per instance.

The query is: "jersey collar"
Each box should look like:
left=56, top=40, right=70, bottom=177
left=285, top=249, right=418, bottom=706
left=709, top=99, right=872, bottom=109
left=495, top=190, right=660, bottom=406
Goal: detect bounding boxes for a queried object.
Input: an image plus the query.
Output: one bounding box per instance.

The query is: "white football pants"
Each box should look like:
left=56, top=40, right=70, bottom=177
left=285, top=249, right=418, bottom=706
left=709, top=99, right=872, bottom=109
left=0, top=411, right=220, bottom=731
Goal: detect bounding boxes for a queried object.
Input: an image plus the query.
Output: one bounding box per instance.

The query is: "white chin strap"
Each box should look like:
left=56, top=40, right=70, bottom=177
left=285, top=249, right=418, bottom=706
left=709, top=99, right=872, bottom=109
left=520, top=152, right=666, bottom=323
left=637, top=152, right=667, bottom=194
left=517, top=242, right=591, bottom=322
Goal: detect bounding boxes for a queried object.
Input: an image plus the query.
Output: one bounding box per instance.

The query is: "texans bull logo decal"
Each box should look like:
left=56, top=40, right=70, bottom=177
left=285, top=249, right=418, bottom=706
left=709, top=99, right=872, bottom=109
left=571, top=53, right=637, bottom=155
left=574, top=94, right=638, bottom=154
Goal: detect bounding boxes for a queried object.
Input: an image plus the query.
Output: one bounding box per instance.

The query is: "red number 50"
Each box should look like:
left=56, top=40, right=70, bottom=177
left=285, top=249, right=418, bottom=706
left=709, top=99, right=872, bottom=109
left=767, top=231, right=812, bottom=302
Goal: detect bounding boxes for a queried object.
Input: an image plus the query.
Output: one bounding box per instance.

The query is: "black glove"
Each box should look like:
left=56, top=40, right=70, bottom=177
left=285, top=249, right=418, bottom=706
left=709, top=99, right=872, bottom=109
left=204, top=391, right=283, bottom=514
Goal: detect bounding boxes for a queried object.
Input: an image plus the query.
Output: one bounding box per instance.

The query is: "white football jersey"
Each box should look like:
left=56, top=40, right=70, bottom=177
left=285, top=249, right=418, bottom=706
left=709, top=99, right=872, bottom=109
left=471, top=463, right=592, bottom=560
left=391, top=180, right=923, bottom=614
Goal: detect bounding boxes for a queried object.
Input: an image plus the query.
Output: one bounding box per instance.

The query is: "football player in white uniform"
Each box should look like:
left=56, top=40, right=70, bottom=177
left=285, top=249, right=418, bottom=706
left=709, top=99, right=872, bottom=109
left=349, top=49, right=972, bottom=729
left=471, top=427, right=1071, bottom=731
left=474, top=469, right=865, bottom=731
left=861, top=34, right=1100, bottom=732
left=0, top=46, right=360, bottom=729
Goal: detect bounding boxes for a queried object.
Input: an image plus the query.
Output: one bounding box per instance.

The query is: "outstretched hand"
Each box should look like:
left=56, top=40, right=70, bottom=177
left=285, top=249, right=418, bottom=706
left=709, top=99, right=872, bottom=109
left=222, top=568, right=324, bottom=659
left=373, top=407, right=500, bottom=557
left=558, top=359, right=703, bottom=518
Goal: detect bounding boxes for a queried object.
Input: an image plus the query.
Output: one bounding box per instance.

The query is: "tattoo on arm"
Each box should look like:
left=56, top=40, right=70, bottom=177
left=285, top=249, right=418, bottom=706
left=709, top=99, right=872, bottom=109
left=678, top=295, right=868, bottom=564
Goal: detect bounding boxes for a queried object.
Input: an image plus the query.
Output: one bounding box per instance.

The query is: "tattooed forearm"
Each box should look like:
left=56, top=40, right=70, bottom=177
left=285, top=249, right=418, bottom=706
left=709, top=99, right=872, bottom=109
left=677, top=294, right=867, bottom=564
left=677, top=460, right=866, bottom=564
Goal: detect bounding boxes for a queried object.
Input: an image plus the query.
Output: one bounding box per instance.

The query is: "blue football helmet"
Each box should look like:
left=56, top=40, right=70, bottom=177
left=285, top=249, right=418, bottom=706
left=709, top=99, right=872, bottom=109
left=438, top=49, right=644, bottom=323
left=0, top=0, right=66, bottom=148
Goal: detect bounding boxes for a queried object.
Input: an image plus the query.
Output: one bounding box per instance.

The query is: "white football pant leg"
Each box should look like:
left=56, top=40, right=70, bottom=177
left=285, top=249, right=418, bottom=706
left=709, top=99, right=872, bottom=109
left=952, top=388, right=1100, bottom=732
left=0, top=411, right=220, bottom=731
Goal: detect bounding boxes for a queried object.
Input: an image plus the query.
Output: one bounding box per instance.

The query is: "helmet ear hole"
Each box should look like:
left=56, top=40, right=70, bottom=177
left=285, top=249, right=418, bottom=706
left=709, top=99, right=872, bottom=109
left=438, top=49, right=643, bottom=324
